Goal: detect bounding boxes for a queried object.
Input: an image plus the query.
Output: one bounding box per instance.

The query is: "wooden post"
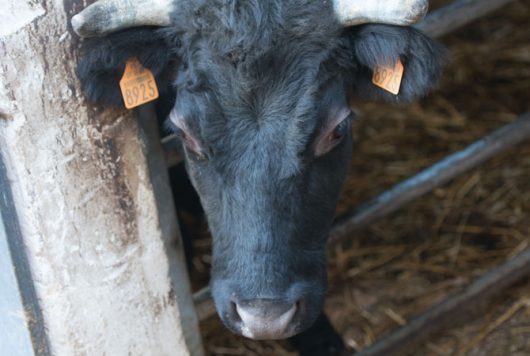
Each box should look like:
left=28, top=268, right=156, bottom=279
left=0, top=1, right=203, bottom=355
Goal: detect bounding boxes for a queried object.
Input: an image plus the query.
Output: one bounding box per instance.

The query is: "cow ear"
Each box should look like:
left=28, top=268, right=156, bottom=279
left=77, top=28, right=176, bottom=107
left=348, top=24, right=446, bottom=103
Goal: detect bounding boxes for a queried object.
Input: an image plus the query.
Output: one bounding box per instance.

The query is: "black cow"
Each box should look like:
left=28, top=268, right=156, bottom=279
left=73, top=0, right=444, bottom=340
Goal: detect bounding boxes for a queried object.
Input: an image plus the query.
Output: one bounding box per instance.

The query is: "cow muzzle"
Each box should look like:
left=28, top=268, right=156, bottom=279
left=212, top=278, right=325, bottom=340
left=231, top=299, right=300, bottom=340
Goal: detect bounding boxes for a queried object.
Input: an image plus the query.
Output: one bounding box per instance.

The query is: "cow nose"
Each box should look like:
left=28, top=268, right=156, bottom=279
left=234, top=299, right=298, bottom=340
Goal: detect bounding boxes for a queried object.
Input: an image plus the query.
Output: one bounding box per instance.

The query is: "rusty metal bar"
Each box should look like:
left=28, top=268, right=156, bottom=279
left=194, top=113, right=530, bottom=320
left=357, top=248, right=530, bottom=355
left=418, top=0, right=518, bottom=38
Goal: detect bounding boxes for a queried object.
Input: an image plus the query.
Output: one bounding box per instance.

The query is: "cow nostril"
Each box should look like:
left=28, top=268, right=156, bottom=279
left=234, top=299, right=299, bottom=340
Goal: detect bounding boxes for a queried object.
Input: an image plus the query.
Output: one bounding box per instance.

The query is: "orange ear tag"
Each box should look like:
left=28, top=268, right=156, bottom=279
left=372, top=59, right=404, bottom=95
left=119, top=58, right=159, bottom=109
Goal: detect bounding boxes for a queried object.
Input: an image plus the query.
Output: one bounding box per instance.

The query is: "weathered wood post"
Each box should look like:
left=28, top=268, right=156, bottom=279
left=0, top=1, right=203, bottom=355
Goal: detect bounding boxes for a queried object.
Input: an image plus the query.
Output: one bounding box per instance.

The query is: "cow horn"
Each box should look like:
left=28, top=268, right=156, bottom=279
left=333, top=0, right=429, bottom=27
left=71, top=0, right=175, bottom=38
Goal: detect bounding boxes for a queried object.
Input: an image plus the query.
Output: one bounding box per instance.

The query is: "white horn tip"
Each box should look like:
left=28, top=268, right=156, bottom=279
left=71, top=13, right=85, bottom=37
left=410, top=0, right=429, bottom=24
left=70, top=10, right=106, bottom=38
left=335, top=0, right=429, bottom=27
left=70, top=0, right=174, bottom=38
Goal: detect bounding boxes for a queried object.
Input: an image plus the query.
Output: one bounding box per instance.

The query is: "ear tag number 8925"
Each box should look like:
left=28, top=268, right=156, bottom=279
left=119, top=58, right=159, bottom=109
left=372, top=59, right=404, bottom=95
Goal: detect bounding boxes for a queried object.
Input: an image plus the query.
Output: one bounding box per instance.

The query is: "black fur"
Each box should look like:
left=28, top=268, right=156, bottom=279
left=289, top=313, right=347, bottom=356
left=348, top=24, right=446, bottom=103
left=76, top=0, right=445, bottom=340
left=77, top=27, right=177, bottom=105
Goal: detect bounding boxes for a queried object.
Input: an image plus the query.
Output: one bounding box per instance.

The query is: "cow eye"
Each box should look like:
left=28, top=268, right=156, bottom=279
left=314, top=110, right=352, bottom=157
left=331, top=117, right=350, bottom=141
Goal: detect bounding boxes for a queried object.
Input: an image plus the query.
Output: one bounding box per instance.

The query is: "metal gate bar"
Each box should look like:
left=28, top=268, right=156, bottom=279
left=357, top=248, right=530, bottom=355
left=417, top=0, right=517, bottom=38
left=330, top=113, right=530, bottom=245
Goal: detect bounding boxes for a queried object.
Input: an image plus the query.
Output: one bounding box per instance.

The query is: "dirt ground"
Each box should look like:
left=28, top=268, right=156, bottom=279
left=191, top=1, right=530, bottom=354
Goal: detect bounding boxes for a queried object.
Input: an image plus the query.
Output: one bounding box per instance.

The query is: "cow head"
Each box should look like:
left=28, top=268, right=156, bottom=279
left=74, top=0, right=444, bottom=340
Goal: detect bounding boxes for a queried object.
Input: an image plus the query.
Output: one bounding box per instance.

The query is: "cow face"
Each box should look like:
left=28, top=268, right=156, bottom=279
left=163, top=9, right=356, bottom=337
left=76, top=0, right=444, bottom=340
left=171, top=76, right=353, bottom=340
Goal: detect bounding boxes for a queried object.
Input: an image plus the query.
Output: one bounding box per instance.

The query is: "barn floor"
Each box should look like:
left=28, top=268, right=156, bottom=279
left=189, top=1, right=530, bottom=354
